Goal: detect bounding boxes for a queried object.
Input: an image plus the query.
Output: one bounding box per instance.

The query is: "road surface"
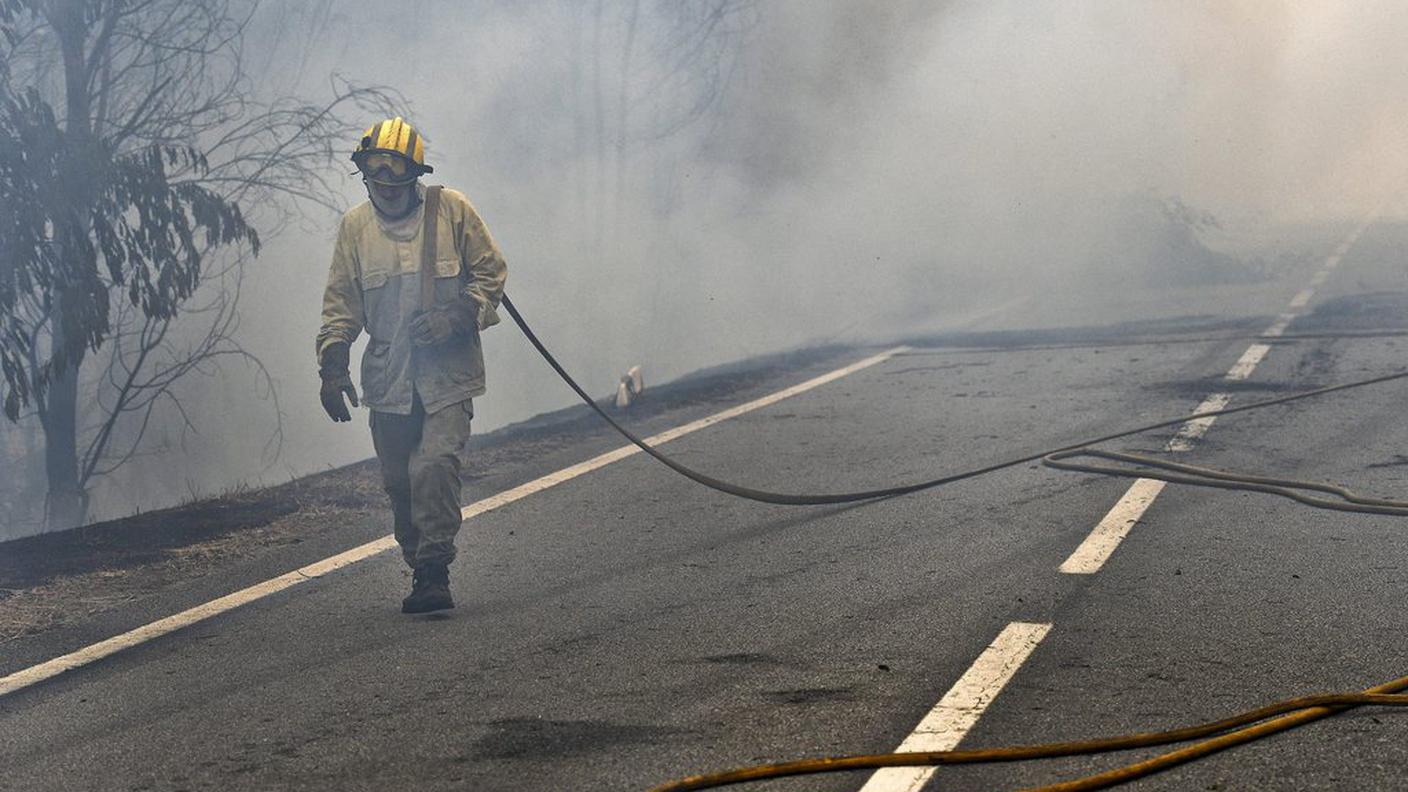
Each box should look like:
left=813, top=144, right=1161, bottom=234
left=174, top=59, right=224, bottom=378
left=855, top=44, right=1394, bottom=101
left=4, top=219, right=1408, bottom=791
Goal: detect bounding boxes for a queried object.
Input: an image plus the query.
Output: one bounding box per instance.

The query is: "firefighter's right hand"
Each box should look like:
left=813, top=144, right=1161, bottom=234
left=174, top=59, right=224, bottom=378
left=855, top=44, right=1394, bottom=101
left=317, top=342, right=359, bottom=422
left=320, top=372, right=360, bottom=422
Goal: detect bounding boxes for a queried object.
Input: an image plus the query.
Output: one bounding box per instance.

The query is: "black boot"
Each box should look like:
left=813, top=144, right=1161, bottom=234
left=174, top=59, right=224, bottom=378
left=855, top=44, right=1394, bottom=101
left=401, top=564, right=454, bottom=614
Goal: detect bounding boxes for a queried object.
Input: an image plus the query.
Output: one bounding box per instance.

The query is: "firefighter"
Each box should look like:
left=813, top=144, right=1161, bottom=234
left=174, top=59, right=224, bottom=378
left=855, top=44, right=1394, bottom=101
left=316, top=117, right=507, bottom=613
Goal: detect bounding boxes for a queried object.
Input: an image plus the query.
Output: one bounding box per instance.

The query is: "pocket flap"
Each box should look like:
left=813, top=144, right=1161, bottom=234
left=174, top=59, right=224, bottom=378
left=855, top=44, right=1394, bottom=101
left=360, top=270, right=389, bottom=290
left=434, top=257, right=461, bottom=278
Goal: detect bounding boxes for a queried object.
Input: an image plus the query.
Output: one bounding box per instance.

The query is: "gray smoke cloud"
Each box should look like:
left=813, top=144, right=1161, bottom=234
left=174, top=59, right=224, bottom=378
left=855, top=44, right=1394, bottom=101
left=6, top=1, right=1408, bottom=537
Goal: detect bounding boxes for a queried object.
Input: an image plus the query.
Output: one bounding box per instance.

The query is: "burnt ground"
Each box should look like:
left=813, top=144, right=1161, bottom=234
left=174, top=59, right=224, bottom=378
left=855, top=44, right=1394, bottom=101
left=0, top=462, right=384, bottom=642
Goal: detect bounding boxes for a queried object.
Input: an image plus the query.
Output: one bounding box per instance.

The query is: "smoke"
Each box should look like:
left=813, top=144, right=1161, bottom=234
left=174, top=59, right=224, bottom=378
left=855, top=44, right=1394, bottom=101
left=7, top=0, right=1408, bottom=537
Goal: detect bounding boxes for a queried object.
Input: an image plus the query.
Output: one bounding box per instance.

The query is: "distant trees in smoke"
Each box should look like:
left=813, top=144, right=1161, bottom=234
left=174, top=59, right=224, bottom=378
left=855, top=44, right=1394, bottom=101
left=0, top=0, right=397, bottom=532
left=559, top=0, right=757, bottom=254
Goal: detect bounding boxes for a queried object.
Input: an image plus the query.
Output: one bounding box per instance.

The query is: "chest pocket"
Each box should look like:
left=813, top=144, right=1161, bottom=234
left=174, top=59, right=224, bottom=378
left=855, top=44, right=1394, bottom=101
left=433, top=256, right=461, bottom=277
left=431, top=256, right=464, bottom=304
left=358, top=269, right=401, bottom=342
left=361, top=270, right=390, bottom=291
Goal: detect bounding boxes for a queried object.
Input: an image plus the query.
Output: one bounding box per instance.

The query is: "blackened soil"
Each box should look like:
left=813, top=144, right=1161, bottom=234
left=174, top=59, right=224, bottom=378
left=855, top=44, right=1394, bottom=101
left=0, top=466, right=378, bottom=591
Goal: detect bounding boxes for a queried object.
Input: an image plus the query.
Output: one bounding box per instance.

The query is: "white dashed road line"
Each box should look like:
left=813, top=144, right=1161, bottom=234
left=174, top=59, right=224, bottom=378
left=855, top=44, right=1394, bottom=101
left=1058, top=479, right=1168, bottom=576
left=857, top=622, right=1053, bottom=792
left=1288, top=289, right=1315, bottom=309
left=1264, top=313, right=1297, bottom=338
left=855, top=219, right=1378, bottom=791
left=1225, top=343, right=1272, bottom=381
left=1060, top=219, right=1375, bottom=575
left=1166, top=392, right=1233, bottom=452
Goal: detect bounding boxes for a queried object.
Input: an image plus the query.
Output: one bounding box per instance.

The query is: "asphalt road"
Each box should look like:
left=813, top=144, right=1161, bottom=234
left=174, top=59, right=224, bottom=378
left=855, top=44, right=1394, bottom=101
left=5, top=219, right=1408, bottom=791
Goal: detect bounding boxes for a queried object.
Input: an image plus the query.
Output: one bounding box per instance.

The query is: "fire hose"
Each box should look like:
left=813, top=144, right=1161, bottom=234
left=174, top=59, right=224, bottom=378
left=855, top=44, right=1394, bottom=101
left=500, top=293, right=1408, bottom=790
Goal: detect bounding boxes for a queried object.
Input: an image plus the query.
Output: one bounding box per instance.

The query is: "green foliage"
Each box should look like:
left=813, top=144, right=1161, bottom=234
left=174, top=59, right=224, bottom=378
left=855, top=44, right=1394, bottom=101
left=0, top=85, right=259, bottom=419
left=0, top=87, right=68, bottom=419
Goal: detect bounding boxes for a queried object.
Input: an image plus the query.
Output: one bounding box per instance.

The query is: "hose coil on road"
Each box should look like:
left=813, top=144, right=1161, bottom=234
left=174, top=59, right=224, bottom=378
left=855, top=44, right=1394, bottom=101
left=504, top=293, right=1408, bottom=512
left=501, top=293, right=1408, bottom=790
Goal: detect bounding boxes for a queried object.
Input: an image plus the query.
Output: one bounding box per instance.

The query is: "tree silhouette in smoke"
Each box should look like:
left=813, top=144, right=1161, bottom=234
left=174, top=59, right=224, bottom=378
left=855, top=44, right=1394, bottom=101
left=0, top=0, right=398, bottom=529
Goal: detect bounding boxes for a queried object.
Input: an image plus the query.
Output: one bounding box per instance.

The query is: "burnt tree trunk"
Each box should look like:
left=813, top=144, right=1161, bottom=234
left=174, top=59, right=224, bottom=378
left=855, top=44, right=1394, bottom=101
left=38, top=0, right=97, bottom=529
left=38, top=304, right=85, bottom=529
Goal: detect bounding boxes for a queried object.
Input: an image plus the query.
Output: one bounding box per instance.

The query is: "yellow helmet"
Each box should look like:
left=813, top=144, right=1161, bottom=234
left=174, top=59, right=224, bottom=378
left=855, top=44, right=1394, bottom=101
left=351, top=117, right=433, bottom=184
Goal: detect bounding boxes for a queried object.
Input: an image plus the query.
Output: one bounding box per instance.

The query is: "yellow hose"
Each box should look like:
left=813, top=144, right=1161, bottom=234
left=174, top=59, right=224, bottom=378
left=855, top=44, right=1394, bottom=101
left=1028, top=676, right=1408, bottom=791
left=647, top=685, right=1408, bottom=791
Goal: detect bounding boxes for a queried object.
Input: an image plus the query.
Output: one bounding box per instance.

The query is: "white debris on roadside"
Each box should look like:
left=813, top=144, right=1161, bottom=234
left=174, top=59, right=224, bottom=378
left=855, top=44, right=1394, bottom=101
left=615, top=365, right=645, bottom=409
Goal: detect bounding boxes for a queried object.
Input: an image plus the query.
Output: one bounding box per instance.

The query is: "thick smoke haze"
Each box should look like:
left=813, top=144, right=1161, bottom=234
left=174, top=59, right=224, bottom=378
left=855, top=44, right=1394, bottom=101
left=5, top=1, right=1408, bottom=538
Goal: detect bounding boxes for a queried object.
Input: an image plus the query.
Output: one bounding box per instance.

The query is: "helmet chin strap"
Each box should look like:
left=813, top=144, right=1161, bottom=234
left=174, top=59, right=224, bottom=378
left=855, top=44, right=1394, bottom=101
left=364, top=177, right=422, bottom=221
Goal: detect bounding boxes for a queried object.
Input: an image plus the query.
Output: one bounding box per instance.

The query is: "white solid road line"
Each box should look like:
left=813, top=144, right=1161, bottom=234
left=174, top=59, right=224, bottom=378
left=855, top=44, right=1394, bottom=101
left=460, top=346, right=910, bottom=521
left=0, top=346, right=910, bottom=699
left=1060, top=219, right=1375, bottom=576
left=0, top=539, right=400, bottom=699
left=857, top=622, right=1052, bottom=792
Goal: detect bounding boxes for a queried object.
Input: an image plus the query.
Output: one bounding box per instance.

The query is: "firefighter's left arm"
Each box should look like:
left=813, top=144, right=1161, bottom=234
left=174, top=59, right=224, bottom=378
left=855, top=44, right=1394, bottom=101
left=455, top=197, right=507, bottom=331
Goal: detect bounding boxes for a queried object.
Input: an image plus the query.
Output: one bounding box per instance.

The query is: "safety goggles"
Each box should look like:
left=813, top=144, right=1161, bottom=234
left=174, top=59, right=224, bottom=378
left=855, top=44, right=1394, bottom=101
left=357, top=151, right=415, bottom=184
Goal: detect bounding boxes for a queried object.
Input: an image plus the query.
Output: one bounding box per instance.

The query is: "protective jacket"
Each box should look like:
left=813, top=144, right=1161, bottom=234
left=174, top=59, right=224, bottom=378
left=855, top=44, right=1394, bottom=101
left=317, top=186, right=507, bottom=414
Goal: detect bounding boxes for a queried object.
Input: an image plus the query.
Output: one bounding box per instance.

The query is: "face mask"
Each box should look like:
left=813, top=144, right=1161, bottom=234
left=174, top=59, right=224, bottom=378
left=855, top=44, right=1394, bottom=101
left=366, top=179, right=419, bottom=220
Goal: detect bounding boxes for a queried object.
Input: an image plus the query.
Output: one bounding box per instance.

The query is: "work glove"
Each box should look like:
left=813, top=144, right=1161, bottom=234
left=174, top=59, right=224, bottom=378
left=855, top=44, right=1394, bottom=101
left=318, top=342, right=359, bottom=423
left=408, top=299, right=476, bottom=347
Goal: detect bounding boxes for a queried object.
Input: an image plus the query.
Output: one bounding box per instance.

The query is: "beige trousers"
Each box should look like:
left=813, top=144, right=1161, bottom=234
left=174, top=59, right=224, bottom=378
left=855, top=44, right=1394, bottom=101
left=370, top=396, right=473, bottom=568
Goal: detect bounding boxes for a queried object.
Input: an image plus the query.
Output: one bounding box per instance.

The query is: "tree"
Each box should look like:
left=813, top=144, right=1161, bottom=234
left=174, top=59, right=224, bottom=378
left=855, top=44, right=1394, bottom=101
left=0, top=0, right=397, bottom=529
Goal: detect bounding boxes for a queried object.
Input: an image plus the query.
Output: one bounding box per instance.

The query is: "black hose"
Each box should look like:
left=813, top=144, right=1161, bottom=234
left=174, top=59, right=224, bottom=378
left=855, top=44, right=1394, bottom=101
left=501, top=293, right=1408, bottom=508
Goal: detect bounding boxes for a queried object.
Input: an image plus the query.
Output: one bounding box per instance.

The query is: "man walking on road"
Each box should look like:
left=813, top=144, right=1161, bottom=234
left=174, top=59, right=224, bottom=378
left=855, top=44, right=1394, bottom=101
left=316, top=117, right=507, bottom=614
